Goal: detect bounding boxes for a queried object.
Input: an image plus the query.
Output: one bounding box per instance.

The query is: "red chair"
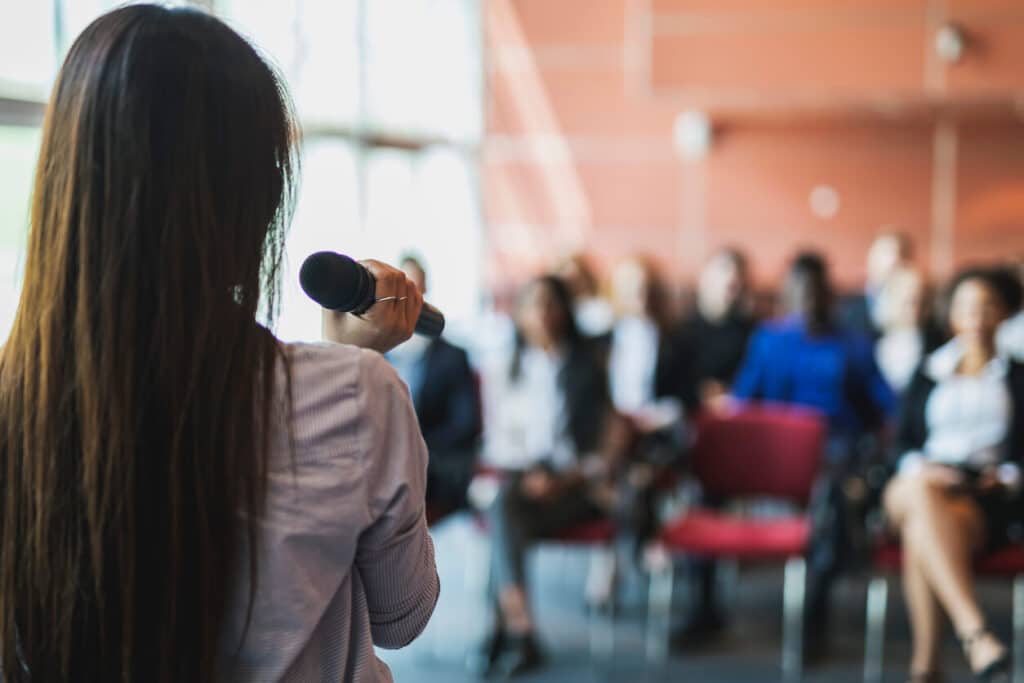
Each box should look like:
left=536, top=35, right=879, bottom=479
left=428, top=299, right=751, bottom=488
left=863, top=541, right=1024, bottom=683
left=645, top=405, right=826, bottom=683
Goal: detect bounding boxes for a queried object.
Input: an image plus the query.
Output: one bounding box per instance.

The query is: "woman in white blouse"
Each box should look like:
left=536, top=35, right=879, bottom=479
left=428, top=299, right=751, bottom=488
left=884, top=269, right=1024, bottom=683
left=481, top=275, right=611, bottom=678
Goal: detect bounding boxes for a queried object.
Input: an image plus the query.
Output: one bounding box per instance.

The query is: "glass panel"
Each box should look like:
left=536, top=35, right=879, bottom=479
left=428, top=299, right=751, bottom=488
left=363, top=148, right=416, bottom=258
left=363, top=147, right=481, bottom=329
left=276, top=139, right=361, bottom=342
left=0, top=2, right=56, bottom=94
left=409, top=148, right=482, bottom=328
left=218, top=0, right=360, bottom=127
left=61, top=0, right=119, bottom=54
left=365, top=0, right=481, bottom=141
left=290, top=0, right=360, bottom=127
left=0, top=126, right=41, bottom=343
left=422, top=0, right=482, bottom=141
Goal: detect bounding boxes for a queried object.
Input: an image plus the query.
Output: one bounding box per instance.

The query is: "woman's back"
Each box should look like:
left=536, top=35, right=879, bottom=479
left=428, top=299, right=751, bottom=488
left=222, top=343, right=437, bottom=681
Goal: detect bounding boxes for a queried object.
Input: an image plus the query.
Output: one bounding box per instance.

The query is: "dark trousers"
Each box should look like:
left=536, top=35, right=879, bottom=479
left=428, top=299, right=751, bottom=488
left=488, top=472, right=602, bottom=592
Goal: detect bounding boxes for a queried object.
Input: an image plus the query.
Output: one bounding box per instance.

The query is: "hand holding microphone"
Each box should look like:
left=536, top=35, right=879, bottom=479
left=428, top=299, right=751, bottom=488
left=299, top=252, right=445, bottom=354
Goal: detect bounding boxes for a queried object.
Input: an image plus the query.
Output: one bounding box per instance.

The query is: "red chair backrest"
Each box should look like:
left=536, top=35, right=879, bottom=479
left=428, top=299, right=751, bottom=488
left=691, top=404, right=826, bottom=506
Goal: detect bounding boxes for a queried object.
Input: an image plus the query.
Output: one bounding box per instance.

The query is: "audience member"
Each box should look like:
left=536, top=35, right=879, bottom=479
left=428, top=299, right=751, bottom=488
left=678, top=248, right=757, bottom=406
left=607, top=255, right=697, bottom=426
left=671, top=248, right=756, bottom=645
left=841, top=231, right=914, bottom=340
left=481, top=276, right=611, bottom=678
left=884, top=268, right=1023, bottom=682
left=386, top=255, right=482, bottom=519
left=874, top=268, right=943, bottom=393
left=730, top=251, right=896, bottom=660
left=599, top=256, right=697, bottom=605
left=732, top=252, right=895, bottom=447
left=555, top=252, right=615, bottom=338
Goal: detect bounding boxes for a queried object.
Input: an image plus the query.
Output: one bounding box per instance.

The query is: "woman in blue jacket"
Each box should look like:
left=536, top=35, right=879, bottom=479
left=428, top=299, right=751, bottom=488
left=730, top=251, right=896, bottom=661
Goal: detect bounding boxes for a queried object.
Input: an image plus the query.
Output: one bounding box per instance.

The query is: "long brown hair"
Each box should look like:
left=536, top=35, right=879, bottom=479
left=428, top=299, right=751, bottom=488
left=0, top=6, right=297, bottom=681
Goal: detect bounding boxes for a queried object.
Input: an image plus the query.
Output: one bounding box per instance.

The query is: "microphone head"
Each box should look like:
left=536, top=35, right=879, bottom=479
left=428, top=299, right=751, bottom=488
left=299, top=251, right=374, bottom=312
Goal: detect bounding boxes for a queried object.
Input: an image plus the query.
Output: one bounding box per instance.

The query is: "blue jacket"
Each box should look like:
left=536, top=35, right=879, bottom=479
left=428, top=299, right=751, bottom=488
left=732, top=316, right=896, bottom=437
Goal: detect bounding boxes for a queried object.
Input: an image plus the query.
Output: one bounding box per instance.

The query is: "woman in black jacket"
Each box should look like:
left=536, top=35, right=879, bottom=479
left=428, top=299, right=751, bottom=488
left=884, top=268, right=1023, bottom=683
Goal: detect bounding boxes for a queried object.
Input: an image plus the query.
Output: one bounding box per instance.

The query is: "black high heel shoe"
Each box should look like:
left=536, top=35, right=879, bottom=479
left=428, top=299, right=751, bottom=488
left=492, top=632, right=544, bottom=679
left=961, top=628, right=1010, bottom=682
left=906, top=671, right=944, bottom=683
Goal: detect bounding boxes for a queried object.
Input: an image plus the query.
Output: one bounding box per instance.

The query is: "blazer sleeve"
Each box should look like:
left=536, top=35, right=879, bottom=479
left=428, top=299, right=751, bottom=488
left=730, top=326, right=768, bottom=401
left=355, top=352, right=439, bottom=649
left=564, top=345, right=611, bottom=456
left=1004, top=362, right=1024, bottom=467
left=656, top=327, right=700, bottom=414
left=890, top=367, right=932, bottom=473
left=423, top=345, right=482, bottom=453
left=846, top=334, right=897, bottom=427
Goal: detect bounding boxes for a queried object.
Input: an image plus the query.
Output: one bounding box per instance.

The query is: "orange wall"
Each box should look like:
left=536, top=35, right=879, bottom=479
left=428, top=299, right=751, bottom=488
left=483, top=0, right=1024, bottom=291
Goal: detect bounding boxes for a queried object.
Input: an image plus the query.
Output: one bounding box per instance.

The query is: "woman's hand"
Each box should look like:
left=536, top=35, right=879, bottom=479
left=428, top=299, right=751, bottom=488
left=520, top=469, right=558, bottom=501
left=975, top=466, right=1002, bottom=494
left=919, top=463, right=966, bottom=489
left=321, top=260, right=424, bottom=353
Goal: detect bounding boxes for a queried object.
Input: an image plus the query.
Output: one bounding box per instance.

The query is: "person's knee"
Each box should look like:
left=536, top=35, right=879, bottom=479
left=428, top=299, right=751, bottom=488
left=891, top=472, right=945, bottom=517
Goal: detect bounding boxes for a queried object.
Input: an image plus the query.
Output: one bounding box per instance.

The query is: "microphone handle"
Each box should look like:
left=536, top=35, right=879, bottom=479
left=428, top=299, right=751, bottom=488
left=358, top=264, right=446, bottom=338
left=415, top=303, right=445, bottom=337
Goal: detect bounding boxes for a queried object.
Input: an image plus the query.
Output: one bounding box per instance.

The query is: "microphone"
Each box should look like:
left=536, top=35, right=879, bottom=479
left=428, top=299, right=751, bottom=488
left=299, top=251, right=445, bottom=338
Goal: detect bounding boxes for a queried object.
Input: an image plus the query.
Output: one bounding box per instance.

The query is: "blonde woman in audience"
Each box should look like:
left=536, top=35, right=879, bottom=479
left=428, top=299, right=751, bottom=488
left=874, top=268, right=942, bottom=393
left=585, top=257, right=698, bottom=608
left=841, top=231, right=915, bottom=339
left=885, top=268, right=1024, bottom=683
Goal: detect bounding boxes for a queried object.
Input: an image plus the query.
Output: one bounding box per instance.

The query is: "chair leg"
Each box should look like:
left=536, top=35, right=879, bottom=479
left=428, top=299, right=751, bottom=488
left=645, top=549, right=674, bottom=664
left=464, top=519, right=493, bottom=670
left=588, top=546, right=615, bottom=659
left=863, top=575, right=888, bottom=683
left=1014, top=574, right=1024, bottom=683
left=782, top=556, right=806, bottom=683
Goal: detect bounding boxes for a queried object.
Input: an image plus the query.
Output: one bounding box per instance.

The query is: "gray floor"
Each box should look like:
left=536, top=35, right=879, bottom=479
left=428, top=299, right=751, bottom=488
left=380, top=513, right=1015, bottom=683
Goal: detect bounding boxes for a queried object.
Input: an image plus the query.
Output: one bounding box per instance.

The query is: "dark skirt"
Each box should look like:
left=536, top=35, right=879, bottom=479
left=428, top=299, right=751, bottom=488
left=973, top=488, right=1024, bottom=551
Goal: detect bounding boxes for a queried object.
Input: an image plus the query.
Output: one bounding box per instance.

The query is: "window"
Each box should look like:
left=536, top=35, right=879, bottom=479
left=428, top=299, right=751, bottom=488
left=0, top=126, right=41, bottom=342
left=365, top=0, right=482, bottom=141
left=219, top=0, right=360, bottom=128
left=0, top=0, right=484, bottom=345
left=363, top=147, right=482, bottom=326
left=220, top=0, right=484, bottom=342
left=277, top=140, right=361, bottom=342
left=0, top=3, right=56, bottom=97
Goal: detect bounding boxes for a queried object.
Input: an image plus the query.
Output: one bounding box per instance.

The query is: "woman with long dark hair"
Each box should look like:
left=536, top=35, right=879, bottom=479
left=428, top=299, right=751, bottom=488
left=0, top=6, right=436, bottom=682
left=727, top=251, right=895, bottom=659
left=480, top=275, right=611, bottom=677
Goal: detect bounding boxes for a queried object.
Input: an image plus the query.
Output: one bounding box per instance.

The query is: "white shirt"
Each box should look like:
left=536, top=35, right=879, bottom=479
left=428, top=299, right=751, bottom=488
left=900, top=340, right=1013, bottom=475
left=875, top=328, right=924, bottom=393
left=609, top=316, right=660, bottom=414
left=482, top=346, right=575, bottom=471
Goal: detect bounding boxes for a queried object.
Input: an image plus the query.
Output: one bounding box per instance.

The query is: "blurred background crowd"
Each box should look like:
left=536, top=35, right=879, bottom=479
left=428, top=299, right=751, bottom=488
left=4, top=1, right=1024, bottom=681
